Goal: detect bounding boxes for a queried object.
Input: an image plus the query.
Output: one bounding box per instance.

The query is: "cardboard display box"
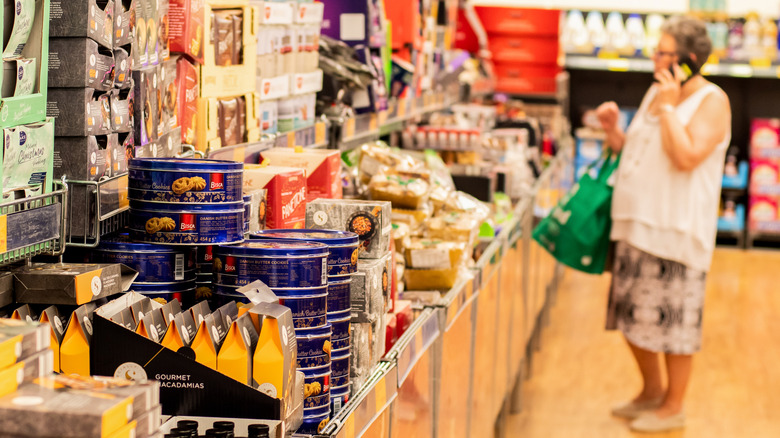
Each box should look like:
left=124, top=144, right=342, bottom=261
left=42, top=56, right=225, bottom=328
left=0, top=0, right=50, bottom=129
left=243, top=165, right=306, bottom=229
left=195, top=93, right=260, bottom=153
left=53, top=135, right=111, bottom=181
left=49, top=0, right=114, bottom=49
left=13, top=263, right=137, bottom=305
left=113, top=47, right=133, bottom=89
left=168, top=0, right=206, bottom=64
left=133, top=127, right=183, bottom=158
left=90, top=293, right=285, bottom=419
left=306, top=199, right=392, bottom=259
left=47, top=88, right=111, bottom=136
left=114, top=0, right=135, bottom=49
left=110, top=87, right=134, bottom=134
left=198, top=3, right=258, bottom=98
left=259, top=147, right=342, bottom=203
left=48, top=38, right=115, bottom=91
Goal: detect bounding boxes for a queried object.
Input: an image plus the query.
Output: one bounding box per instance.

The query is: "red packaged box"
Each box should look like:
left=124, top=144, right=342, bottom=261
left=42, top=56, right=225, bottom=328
left=169, top=0, right=206, bottom=64
left=384, top=313, right=397, bottom=356
left=243, top=165, right=307, bottom=229
left=259, top=148, right=342, bottom=203
left=393, top=299, right=413, bottom=338
left=176, top=55, right=199, bottom=145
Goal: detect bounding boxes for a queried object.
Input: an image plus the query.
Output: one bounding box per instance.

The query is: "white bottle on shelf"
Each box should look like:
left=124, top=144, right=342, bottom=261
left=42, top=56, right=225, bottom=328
left=644, top=14, right=666, bottom=58
left=743, top=12, right=762, bottom=60
left=605, top=11, right=631, bottom=56
left=563, top=10, right=586, bottom=54
left=625, top=13, right=646, bottom=57
left=585, top=11, right=607, bottom=55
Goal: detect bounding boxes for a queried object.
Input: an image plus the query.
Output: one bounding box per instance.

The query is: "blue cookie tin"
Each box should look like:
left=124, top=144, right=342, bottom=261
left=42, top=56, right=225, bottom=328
left=331, top=347, right=350, bottom=376
left=128, top=158, right=243, bottom=203
left=299, top=363, right=330, bottom=376
left=303, top=404, right=331, bottom=418
left=133, top=279, right=197, bottom=305
left=197, top=245, right=217, bottom=265
left=250, top=230, right=358, bottom=275
left=92, top=232, right=197, bottom=283
left=328, top=314, right=350, bottom=350
left=214, top=291, right=252, bottom=306
left=298, top=413, right=330, bottom=435
left=330, top=384, right=350, bottom=414
left=327, top=308, right=351, bottom=321
left=278, top=293, right=327, bottom=329
left=129, top=200, right=245, bottom=245
left=296, top=323, right=332, bottom=358
left=298, top=353, right=330, bottom=369
left=304, top=371, right=331, bottom=408
left=214, top=241, right=328, bottom=288
left=327, top=277, right=351, bottom=314
left=304, top=392, right=330, bottom=410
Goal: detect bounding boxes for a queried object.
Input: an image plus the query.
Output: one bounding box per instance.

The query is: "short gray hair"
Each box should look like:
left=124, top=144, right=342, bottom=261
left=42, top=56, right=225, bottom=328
left=661, top=16, right=712, bottom=68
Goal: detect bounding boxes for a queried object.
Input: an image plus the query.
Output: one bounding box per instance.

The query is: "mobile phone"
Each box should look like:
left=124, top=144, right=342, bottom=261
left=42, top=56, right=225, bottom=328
left=670, top=55, right=699, bottom=85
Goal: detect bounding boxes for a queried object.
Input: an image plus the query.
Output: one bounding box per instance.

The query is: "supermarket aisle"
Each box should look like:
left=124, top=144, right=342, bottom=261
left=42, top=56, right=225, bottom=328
left=508, top=249, right=780, bottom=437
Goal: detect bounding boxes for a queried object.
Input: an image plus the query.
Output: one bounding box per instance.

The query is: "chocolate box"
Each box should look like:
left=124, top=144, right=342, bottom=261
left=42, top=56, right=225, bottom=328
left=132, top=65, right=161, bottom=145
left=195, top=93, right=260, bottom=153
left=306, top=199, right=392, bottom=259
left=49, top=0, right=115, bottom=49
left=199, top=4, right=258, bottom=98
left=13, top=263, right=137, bottom=305
left=110, top=87, right=134, bottom=133
left=113, top=47, right=133, bottom=89
left=259, top=148, right=342, bottom=203
left=243, top=165, right=306, bottom=229
left=168, top=0, right=205, bottom=64
left=53, top=135, right=110, bottom=181
left=48, top=38, right=115, bottom=91
left=47, top=88, right=112, bottom=136
left=175, top=55, right=198, bottom=145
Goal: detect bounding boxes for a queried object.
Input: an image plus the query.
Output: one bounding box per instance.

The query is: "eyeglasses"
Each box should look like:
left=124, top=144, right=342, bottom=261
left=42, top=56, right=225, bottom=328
left=653, top=50, right=677, bottom=59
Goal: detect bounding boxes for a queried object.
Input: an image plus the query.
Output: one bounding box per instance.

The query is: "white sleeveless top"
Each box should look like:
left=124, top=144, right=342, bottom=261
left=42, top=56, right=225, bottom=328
left=610, top=83, right=730, bottom=272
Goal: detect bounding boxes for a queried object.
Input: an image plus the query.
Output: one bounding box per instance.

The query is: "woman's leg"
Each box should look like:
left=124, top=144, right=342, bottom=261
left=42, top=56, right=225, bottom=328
left=627, top=338, right=666, bottom=401
left=656, top=353, right=693, bottom=416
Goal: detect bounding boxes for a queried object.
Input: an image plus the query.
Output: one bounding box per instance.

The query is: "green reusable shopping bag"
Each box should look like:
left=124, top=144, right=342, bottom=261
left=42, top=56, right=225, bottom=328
left=532, top=153, right=621, bottom=274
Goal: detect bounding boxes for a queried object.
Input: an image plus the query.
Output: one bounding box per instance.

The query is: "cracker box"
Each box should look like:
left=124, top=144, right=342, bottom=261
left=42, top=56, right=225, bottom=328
left=306, top=199, right=391, bottom=259
left=160, top=58, right=178, bottom=135
left=110, top=88, right=134, bottom=133
left=48, top=38, right=115, bottom=91
left=47, top=88, right=112, bottom=137
left=243, top=165, right=306, bottom=229
left=39, top=306, right=66, bottom=372
left=49, top=0, right=115, bottom=49
left=13, top=263, right=137, bottom=305
left=259, top=148, right=342, bottom=202
left=59, top=303, right=97, bottom=376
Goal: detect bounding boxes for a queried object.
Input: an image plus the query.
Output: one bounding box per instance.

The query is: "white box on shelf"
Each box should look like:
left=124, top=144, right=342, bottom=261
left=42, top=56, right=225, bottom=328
left=253, top=1, right=295, bottom=25
left=295, top=2, right=324, bottom=24
left=257, top=74, right=292, bottom=101
left=290, top=69, right=323, bottom=95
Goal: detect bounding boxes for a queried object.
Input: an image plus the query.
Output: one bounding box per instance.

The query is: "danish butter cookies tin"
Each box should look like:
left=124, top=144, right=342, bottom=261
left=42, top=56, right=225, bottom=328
left=93, top=232, right=197, bottom=282
left=129, top=200, right=245, bottom=245
left=214, top=240, right=328, bottom=288
left=250, top=229, right=359, bottom=276
left=128, top=158, right=243, bottom=203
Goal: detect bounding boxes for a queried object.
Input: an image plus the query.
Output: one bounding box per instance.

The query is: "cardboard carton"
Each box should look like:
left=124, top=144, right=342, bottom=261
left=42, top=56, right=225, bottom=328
left=175, top=55, right=198, bottom=145
left=160, top=58, right=178, bottom=135
left=168, top=0, right=206, bottom=64
left=217, top=312, right=258, bottom=385
left=53, top=136, right=109, bottom=181
left=350, top=253, right=391, bottom=323
left=2, top=119, right=55, bottom=200
left=13, top=263, right=137, bottom=305
left=250, top=301, right=297, bottom=418
left=243, top=165, right=306, bottom=229
left=132, top=65, right=161, bottom=145
left=260, top=148, right=342, bottom=202
left=38, top=306, right=66, bottom=372
left=48, top=38, right=115, bottom=91
left=110, top=87, right=134, bottom=133
left=59, top=303, right=96, bottom=376
left=47, top=88, right=112, bottom=136
left=113, top=47, right=133, bottom=89
left=306, top=199, right=392, bottom=259
left=0, top=319, right=50, bottom=370
left=114, top=0, right=135, bottom=49
left=0, top=348, right=53, bottom=398
left=49, top=0, right=115, bottom=49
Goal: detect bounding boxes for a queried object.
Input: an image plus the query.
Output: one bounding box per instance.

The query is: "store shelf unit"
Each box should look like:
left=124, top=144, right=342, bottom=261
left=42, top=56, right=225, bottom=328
left=566, top=54, right=780, bottom=79
left=0, top=182, right=68, bottom=266
left=207, top=121, right=330, bottom=162
left=64, top=174, right=130, bottom=248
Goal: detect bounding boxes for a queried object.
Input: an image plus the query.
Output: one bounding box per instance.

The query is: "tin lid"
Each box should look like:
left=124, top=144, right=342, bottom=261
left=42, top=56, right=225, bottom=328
left=243, top=194, right=252, bottom=203
left=97, top=232, right=181, bottom=252
left=218, top=240, right=329, bottom=257
left=132, top=279, right=197, bottom=293
left=130, top=200, right=245, bottom=212
left=295, top=322, right=332, bottom=338
left=250, top=229, right=358, bottom=247
left=129, top=158, right=243, bottom=172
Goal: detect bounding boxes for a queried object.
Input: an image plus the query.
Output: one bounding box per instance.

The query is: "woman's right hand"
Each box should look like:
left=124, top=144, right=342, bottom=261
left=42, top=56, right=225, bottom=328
left=596, top=101, right=620, bottom=133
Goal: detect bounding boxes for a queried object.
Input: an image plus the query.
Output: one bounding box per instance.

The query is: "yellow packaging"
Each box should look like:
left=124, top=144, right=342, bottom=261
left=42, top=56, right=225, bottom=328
left=59, top=304, right=95, bottom=377
left=404, top=239, right=467, bottom=270
left=404, top=267, right=460, bottom=291
left=199, top=4, right=258, bottom=98
left=190, top=318, right=218, bottom=370
left=39, top=306, right=66, bottom=373
left=251, top=302, right=296, bottom=417
left=217, top=313, right=258, bottom=385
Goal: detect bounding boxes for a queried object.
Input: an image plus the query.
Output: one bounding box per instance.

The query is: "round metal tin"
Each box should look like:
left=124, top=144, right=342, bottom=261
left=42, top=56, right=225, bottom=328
left=326, top=277, right=351, bottom=314
left=129, top=200, right=245, bottom=245
left=214, top=241, right=328, bottom=288
left=128, top=158, right=243, bottom=203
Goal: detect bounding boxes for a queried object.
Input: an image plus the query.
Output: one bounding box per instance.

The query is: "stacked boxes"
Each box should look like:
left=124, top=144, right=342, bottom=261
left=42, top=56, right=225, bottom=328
left=254, top=0, right=323, bottom=136
left=749, top=119, right=780, bottom=234
left=0, top=0, right=54, bottom=202
left=170, top=0, right=261, bottom=153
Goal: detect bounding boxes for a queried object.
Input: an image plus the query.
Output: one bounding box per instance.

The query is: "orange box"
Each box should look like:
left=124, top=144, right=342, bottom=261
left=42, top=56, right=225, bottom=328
left=475, top=7, right=560, bottom=37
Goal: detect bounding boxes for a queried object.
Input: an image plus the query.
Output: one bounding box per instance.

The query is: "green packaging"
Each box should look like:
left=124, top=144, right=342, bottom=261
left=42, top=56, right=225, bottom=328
left=2, top=118, right=54, bottom=200
left=14, top=57, right=36, bottom=96
left=3, top=0, right=35, bottom=60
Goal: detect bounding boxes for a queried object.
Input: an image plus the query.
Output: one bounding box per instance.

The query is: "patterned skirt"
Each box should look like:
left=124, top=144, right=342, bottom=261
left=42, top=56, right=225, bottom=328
left=606, top=241, right=706, bottom=355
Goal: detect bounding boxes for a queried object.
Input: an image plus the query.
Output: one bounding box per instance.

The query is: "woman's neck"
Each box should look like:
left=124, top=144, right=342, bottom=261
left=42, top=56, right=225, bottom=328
left=678, top=75, right=707, bottom=102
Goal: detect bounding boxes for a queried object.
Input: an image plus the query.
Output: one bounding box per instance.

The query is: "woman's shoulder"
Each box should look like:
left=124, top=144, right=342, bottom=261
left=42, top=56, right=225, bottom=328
left=701, top=80, right=729, bottom=104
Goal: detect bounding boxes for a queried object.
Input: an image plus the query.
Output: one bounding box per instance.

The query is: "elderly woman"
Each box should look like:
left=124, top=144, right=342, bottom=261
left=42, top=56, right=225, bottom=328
left=596, top=16, right=731, bottom=432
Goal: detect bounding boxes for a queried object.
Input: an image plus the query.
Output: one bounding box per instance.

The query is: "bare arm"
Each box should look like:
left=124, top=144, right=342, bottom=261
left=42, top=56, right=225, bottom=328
left=595, top=101, right=626, bottom=153
left=658, top=91, right=731, bottom=172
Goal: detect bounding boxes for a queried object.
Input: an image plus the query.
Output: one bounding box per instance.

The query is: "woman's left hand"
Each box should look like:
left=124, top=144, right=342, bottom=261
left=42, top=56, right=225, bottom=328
left=654, top=64, right=684, bottom=106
